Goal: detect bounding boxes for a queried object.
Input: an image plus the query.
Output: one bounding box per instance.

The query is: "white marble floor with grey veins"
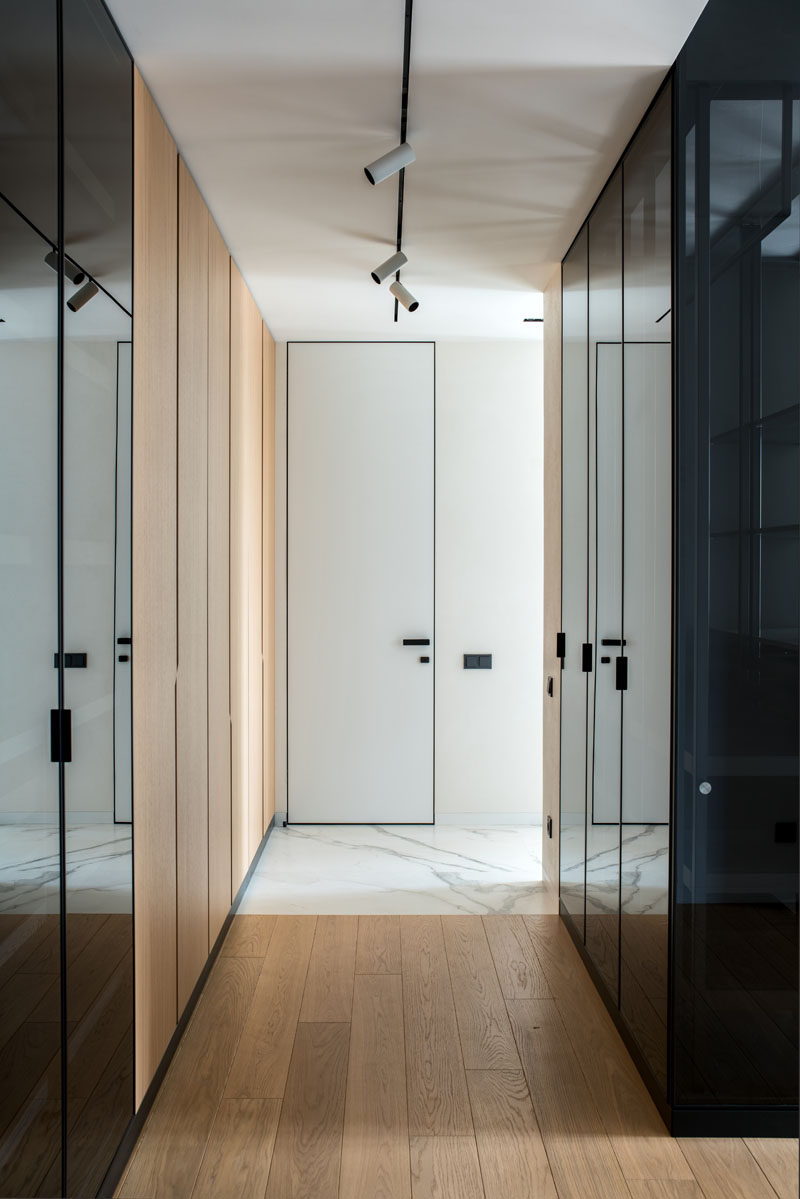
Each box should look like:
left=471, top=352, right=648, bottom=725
left=240, top=823, right=556, bottom=915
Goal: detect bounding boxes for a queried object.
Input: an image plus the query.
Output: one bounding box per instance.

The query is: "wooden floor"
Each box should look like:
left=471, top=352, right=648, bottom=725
left=117, top=914, right=798, bottom=1199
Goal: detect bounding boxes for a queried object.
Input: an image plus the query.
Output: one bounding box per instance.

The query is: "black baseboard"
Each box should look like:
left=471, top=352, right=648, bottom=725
left=558, top=903, right=799, bottom=1139
left=97, top=817, right=276, bottom=1198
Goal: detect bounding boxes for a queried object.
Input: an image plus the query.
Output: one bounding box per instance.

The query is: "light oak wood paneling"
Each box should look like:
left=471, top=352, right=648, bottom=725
left=441, top=916, right=520, bottom=1071
left=356, top=915, right=402, bottom=975
left=207, top=219, right=232, bottom=947
left=119, top=956, right=260, bottom=1198
left=230, top=264, right=264, bottom=891
left=507, top=997, right=632, bottom=1199
left=744, top=1138, right=799, bottom=1199
left=132, top=68, right=178, bottom=1108
left=466, top=1069, right=558, bottom=1199
left=483, top=915, right=550, bottom=999
left=409, top=1136, right=484, bottom=1199
left=221, top=914, right=276, bottom=958
left=262, top=322, right=276, bottom=832
left=542, top=269, right=562, bottom=897
left=400, top=916, right=472, bottom=1137
left=225, top=914, right=317, bottom=1099
left=265, top=1022, right=350, bottom=1199
left=177, top=158, right=210, bottom=1013
left=299, top=915, right=358, bottom=1023
left=678, top=1138, right=787, bottom=1199
left=192, top=1097, right=280, bottom=1198
left=340, top=974, right=411, bottom=1199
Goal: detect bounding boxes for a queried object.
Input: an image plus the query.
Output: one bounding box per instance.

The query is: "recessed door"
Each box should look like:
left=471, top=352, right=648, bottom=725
left=288, top=342, right=434, bottom=824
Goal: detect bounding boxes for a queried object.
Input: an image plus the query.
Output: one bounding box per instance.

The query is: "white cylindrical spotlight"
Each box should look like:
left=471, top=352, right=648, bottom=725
left=364, top=142, right=415, bottom=185
left=66, top=280, right=99, bottom=312
left=371, top=250, right=408, bottom=284
left=389, top=280, right=419, bottom=312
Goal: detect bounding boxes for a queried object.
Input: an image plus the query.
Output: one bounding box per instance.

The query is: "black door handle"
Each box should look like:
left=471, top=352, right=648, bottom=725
left=601, top=638, right=626, bottom=647
left=403, top=638, right=430, bottom=646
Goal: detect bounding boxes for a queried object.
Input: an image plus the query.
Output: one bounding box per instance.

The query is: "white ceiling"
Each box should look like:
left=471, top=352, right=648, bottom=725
left=106, top=0, right=707, bottom=341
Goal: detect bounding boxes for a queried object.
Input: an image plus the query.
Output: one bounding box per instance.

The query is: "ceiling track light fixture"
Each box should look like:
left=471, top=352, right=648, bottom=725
left=44, top=249, right=86, bottom=286
left=389, top=280, right=419, bottom=312
left=67, top=279, right=99, bottom=312
left=371, top=250, right=407, bottom=284
left=365, top=0, right=418, bottom=321
left=364, top=143, right=415, bottom=186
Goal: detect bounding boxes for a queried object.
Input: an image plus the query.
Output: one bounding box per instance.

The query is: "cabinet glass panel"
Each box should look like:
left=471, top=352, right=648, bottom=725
left=62, top=3, right=134, bottom=1193
left=586, top=169, right=623, bottom=999
left=0, top=196, right=62, bottom=1198
left=674, top=0, right=799, bottom=1109
left=560, top=227, right=589, bottom=936
left=620, top=84, right=672, bottom=1093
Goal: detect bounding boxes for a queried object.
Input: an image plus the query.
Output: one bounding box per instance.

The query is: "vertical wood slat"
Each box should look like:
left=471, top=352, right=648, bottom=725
left=176, top=159, right=210, bottom=1012
left=230, top=264, right=263, bottom=892
left=207, top=221, right=232, bottom=946
left=132, top=68, right=178, bottom=1107
left=542, top=270, right=562, bottom=899
left=262, top=324, right=276, bottom=832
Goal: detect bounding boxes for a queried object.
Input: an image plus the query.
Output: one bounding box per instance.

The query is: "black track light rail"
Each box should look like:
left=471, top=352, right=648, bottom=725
left=393, top=0, right=414, bottom=322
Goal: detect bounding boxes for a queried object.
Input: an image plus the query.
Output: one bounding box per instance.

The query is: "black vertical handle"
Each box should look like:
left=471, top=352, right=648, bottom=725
left=50, top=709, right=72, bottom=763
left=556, top=632, right=565, bottom=665
left=615, top=655, right=628, bottom=691
left=581, top=643, right=593, bottom=673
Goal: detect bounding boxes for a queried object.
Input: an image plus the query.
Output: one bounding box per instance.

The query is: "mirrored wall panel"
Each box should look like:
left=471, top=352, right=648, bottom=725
left=673, top=0, right=799, bottom=1116
left=0, top=0, right=133, bottom=1193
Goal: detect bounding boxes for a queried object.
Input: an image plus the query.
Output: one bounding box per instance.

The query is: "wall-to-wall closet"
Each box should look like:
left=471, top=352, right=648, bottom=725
left=555, top=0, right=798, bottom=1137
left=0, top=5, right=275, bottom=1194
left=132, top=74, right=276, bottom=1114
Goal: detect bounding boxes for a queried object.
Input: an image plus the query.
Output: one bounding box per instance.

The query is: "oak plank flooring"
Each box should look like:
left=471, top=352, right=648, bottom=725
left=191, top=1097, right=281, bottom=1198
left=744, top=1138, right=799, bottom=1199
left=117, top=914, right=796, bottom=1199
left=118, top=956, right=260, bottom=1198
left=678, top=1138, right=786, bottom=1199
left=507, top=998, right=633, bottom=1199
left=225, top=915, right=316, bottom=1098
left=401, top=917, right=473, bottom=1137
left=299, top=915, right=358, bottom=1022
left=466, top=1069, right=558, bottom=1199
left=221, top=914, right=276, bottom=958
left=340, top=975, right=410, bottom=1199
left=264, top=1022, right=350, bottom=1199
left=442, top=916, right=520, bottom=1071
left=409, top=1136, right=484, bottom=1199
left=356, top=915, right=402, bottom=975
left=483, top=914, right=550, bottom=999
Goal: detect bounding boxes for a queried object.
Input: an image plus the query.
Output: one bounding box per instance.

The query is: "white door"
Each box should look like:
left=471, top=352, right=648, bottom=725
left=288, top=342, right=434, bottom=824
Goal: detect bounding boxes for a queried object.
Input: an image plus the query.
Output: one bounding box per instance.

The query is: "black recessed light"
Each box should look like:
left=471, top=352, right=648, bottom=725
left=523, top=317, right=544, bottom=323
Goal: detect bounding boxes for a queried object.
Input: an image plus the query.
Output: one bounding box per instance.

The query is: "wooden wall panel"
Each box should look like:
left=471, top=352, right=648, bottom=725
left=132, top=70, right=178, bottom=1107
left=208, top=221, right=232, bottom=946
left=262, top=325, right=276, bottom=832
left=176, top=159, right=210, bottom=1011
left=230, top=264, right=263, bottom=891
left=247, top=298, right=264, bottom=864
left=542, top=270, right=562, bottom=896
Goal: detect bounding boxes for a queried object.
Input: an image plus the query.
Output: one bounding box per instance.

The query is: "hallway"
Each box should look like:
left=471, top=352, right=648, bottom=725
left=116, top=913, right=796, bottom=1199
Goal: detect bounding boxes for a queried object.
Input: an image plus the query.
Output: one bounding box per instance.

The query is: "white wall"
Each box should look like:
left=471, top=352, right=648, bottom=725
left=434, top=342, right=542, bottom=822
left=275, top=339, right=543, bottom=826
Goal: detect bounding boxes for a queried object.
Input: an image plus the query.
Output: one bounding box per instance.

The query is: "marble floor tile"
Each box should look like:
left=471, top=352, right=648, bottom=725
left=240, top=823, right=555, bottom=915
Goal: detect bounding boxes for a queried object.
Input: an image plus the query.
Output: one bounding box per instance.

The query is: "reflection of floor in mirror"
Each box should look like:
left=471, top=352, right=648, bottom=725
left=0, top=909, right=133, bottom=1197
left=0, top=824, right=132, bottom=914
left=560, top=822, right=669, bottom=915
